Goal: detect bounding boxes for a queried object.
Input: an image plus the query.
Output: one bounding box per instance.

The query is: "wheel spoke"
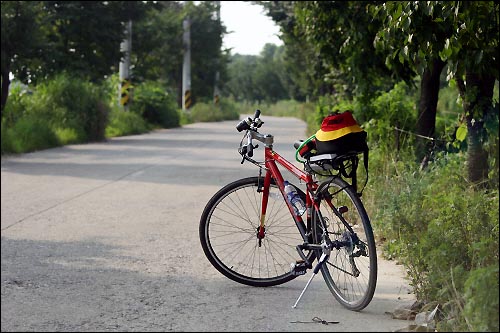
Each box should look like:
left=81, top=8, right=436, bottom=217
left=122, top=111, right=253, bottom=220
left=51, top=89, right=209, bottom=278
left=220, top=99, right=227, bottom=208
left=200, top=177, right=310, bottom=287
left=313, top=177, right=377, bottom=311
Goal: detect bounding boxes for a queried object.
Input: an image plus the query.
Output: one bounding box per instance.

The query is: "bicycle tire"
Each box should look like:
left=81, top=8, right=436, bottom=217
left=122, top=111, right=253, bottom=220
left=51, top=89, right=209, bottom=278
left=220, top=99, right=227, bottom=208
left=312, top=176, right=377, bottom=311
left=199, top=176, right=312, bottom=287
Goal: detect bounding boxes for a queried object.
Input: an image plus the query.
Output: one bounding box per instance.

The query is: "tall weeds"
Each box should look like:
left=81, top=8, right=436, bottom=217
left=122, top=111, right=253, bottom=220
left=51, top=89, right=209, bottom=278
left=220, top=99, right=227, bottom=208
left=365, top=148, right=498, bottom=331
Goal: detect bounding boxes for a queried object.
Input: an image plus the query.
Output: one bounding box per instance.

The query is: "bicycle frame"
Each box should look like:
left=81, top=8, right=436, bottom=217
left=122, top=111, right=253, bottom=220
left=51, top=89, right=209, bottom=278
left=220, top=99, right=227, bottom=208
left=243, top=127, right=348, bottom=250
left=239, top=109, right=365, bottom=247
left=257, top=145, right=320, bottom=242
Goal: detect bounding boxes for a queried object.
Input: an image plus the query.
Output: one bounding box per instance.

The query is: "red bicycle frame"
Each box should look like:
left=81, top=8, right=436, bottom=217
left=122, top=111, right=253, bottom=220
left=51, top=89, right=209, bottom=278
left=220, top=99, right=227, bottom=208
left=257, top=145, right=319, bottom=240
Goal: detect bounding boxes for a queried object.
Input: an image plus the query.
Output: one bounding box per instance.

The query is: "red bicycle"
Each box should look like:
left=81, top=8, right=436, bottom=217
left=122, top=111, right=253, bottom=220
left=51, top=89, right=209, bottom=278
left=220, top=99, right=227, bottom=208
left=199, top=110, right=377, bottom=311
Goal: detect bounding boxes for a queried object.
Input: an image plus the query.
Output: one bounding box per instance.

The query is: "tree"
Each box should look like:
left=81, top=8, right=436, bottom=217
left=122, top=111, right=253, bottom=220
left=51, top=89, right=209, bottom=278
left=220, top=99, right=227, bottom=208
left=18, top=1, right=149, bottom=83
left=253, top=44, right=289, bottom=103
left=37, top=1, right=149, bottom=82
left=132, top=1, right=229, bottom=106
left=187, top=1, right=229, bottom=105
left=1, top=1, right=151, bottom=116
left=293, top=1, right=415, bottom=100
left=225, top=54, right=258, bottom=102
left=1, top=1, right=227, bottom=112
left=450, top=2, right=498, bottom=186
left=132, top=2, right=184, bottom=98
left=371, top=2, right=451, bottom=163
left=264, top=1, right=498, bottom=185
left=373, top=1, right=499, bottom=185
left=224, top=45, right=290, bottom=103
left=256, top=0, right=329, bottom=100
left=1, top=1, right=44, bottom=115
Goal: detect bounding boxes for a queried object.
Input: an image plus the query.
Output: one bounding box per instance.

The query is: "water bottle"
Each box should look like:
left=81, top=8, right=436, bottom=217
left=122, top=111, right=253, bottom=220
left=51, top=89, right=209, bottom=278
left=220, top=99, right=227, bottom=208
left=284, top=181, right=306, bottom=216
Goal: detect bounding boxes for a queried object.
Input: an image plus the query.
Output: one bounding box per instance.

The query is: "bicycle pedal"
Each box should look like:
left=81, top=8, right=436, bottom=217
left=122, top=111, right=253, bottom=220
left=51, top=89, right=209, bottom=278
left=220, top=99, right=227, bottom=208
left=290, top=260, right=309, bottom=276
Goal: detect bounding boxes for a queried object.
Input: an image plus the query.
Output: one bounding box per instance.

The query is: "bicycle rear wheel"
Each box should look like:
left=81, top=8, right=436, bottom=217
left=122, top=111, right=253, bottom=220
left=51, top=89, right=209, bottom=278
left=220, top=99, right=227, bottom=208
left=313, top=177, right=377, bottom=311
left=199, top=176, right=311, bottom=287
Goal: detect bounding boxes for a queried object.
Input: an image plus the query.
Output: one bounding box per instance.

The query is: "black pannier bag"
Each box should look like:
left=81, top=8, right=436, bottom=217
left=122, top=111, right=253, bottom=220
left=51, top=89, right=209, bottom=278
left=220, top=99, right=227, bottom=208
left=315, top=111, right=368, bottom=154
left=308, top=111, right=369, bottom=195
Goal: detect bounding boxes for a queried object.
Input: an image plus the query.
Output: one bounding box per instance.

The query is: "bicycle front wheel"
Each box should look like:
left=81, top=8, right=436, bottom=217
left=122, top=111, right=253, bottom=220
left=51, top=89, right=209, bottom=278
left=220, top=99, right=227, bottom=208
left=199, top=176, right=310, bottom=287
left=313, top=177, right=377, bottom=311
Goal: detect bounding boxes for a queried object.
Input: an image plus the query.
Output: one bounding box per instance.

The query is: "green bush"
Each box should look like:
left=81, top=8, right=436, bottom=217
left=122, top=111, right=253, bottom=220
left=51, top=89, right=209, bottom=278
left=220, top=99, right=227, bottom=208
left=3, top=116, right=59, bottom=153
left=436, top=84, right=463, bottom=140
left=314, top=94, right=357, bottom=124
left=365, top=148, right=499, bottom=331
left=105, top=108, right=150, bottom=138
left=462, top=264, right=499, bottom=332
left=363, top=82, right=417, bottom=155
left=265, top=99, right=315, bottom=117
left=306, top=82, right=417, bottom=151
left=101, top=73, right=121, bottom=109
left=28, top=73, right=109, bottom=142
left=2, top=84, right=32, bottom=153
left=262, top=99, right=316, bottom=134
left=2, top=74, right=114, bottom=153
left=182, top=98, right=239, bottom=124
left=130, top=81, right=179, bottom=128
left=218, top=98, right=240, bottom=121
left=1, top=120, right=13, bottom=153
left=184, top=102, right=219, bottom=123
left=2, top=83, right=31, bottom=127
left=53, top=127, right=80, bottom=145
left=2, top=83, right=62, bottom=153
left=320, top=79, right=500, bottom=331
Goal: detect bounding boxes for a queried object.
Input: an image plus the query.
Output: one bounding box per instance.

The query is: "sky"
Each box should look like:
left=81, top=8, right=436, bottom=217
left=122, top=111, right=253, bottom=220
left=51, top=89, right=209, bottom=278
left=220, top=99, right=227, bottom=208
left=220, top=1, right=283, bottom=56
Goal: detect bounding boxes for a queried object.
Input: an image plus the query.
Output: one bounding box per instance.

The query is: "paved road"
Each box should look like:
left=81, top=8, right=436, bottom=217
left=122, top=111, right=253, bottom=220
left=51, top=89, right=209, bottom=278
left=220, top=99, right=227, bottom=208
left=1, top=115, right=415, bottom=332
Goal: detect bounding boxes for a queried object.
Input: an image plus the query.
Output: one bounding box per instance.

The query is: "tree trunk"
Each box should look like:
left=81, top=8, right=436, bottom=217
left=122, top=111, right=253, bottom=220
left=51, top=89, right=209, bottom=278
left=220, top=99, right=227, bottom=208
left=416, top=58, right=446, bottom=166
left=1, top=66, right=11, bottom=118
left=457, top=72, right=496, bottom=186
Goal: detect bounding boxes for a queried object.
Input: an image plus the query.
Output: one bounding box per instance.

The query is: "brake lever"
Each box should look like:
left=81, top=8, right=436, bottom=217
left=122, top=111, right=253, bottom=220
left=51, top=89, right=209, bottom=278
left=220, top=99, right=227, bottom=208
left=247, top=143, right=259, bottom=157
left=239, top=144, right=259, bottom=164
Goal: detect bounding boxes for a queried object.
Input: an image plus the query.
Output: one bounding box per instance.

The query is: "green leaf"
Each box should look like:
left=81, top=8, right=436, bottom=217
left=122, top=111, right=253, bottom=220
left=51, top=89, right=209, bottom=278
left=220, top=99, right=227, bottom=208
left=403, top=16, right=411, bottom=29
left=456, top=124, right=467, bottom=142
left=394, top=3, right=402, bottom=20
left=398, top=51, right=404, bottom=64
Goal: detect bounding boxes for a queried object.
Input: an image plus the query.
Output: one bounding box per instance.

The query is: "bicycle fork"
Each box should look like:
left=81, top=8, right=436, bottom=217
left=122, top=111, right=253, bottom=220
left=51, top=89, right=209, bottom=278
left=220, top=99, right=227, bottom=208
left=256, top=170, right=272, bottom=247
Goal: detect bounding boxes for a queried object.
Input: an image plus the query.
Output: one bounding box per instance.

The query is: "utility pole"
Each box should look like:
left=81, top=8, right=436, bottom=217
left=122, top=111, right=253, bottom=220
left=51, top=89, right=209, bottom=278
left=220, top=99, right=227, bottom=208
left=182, top=17, right=192, bottom=111
left=213, top=72, right=220, bottom=107
left=119, top=20, right=132, bottom=110
left=213, top=1, right=221, bottom=107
